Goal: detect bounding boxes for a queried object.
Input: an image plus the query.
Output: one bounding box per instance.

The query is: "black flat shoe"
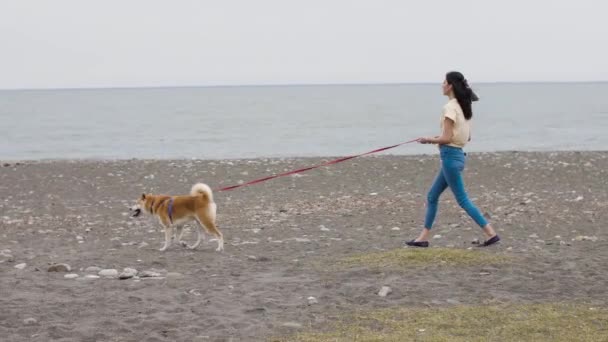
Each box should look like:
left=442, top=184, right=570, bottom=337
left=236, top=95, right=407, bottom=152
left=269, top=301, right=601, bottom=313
left=477, top=235, right=500, bottom=247
left=404, top=240, right=429, bottom=248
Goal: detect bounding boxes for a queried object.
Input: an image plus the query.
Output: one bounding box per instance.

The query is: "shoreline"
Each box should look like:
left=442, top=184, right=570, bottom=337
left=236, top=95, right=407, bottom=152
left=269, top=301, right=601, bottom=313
left=2, top=149, right=608, bottom=164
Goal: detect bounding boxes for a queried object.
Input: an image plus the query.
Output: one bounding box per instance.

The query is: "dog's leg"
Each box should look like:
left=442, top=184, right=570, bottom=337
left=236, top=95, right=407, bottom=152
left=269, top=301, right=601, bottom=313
left=176, top=225, right=187, bottom=247
left=188, top=220, right=204, bottom=250
left=159, top=224, right=173, bottom=252
left=200, top=214, right=224, bottom=252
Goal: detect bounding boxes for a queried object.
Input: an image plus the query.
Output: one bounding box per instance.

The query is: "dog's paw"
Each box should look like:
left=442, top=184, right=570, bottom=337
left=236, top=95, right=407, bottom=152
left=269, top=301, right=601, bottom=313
left=215, top=247, right=224, bottom=252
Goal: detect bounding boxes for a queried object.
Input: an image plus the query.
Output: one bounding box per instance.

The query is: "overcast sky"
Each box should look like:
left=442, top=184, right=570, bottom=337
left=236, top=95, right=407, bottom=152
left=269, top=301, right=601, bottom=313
left=1, top=0, right=607, bottom=89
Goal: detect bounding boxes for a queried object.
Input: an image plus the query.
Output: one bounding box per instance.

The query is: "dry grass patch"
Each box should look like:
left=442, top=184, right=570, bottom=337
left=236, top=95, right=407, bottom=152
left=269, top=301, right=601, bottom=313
left=275, top=303, right=608, bottom=342
left=335, top=248, right=509, bottom=269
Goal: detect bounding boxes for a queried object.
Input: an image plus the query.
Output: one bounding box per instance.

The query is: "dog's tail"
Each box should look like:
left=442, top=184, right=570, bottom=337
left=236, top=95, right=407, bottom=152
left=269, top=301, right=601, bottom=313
left=190, top=183, right=214, bottom=201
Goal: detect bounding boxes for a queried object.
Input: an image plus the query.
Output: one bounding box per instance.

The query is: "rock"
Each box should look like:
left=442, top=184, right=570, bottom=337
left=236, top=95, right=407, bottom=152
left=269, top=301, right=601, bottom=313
left=119, top=268, right=138, bottom=280
left=433, top=234, right=442, bottom=239
left=48, top=263, right=71, bottom=272
left=14, top=263, right=27, bottom=270
left=64, top=274, right=79, bottom=279
left=574, top=235, right=598, bottom=242
left=574, top=196, right=584, bottom=202
left=529, top=233, right=539, bottom=239
left=391, top=227, right=401, bottom=231
left=244, top=307, right=267, bottom=314
left=0, top=252, right=15, bottom=262
left=247, top=255, right=258, bottom=261
left=23, top=318, right=37, bottom=325
left=84, top=275, right=100, bottom=280
left=138, top=242, right=149, bottom=249
left=378, top=286, right=392, bottom=297
left=307, top=296, right=318, bottom=305
left=320, top=225, right=330, bottom=231
left=98, top=269, right=119, bottom=278
left=85, top=266, right=102, bottom=273
left=294, top=238, right=311, bottom=243
left=282, top=322, right=303, bottom=329
left=140, top=270, right=162, bottom=278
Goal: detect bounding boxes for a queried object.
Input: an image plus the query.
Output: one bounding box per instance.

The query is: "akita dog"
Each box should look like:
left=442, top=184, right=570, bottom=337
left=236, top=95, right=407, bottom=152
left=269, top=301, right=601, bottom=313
left=130, top=183, right=223, bottom=252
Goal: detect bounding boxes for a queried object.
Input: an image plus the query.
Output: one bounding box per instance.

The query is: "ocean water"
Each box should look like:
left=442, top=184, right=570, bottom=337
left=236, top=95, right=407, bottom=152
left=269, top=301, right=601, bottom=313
left=1, top=83, right=607, bottom=160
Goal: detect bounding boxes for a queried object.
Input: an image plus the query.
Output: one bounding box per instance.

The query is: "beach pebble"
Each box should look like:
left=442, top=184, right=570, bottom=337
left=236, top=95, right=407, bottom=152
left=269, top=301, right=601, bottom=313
left=320, top=225, right=330, bottom=231
left=391, top=227, right=401, bottom=231
left=84, top=275, right=100, bottom=280
left=140, top=270, right=162, bottom=278
left=85, top=266, right=102, bottom=273
left=529, top=233, right=539, bottom=239
left=14, top=263, right=27, bottom=270
left=64, top=274, right=79, bottom=279
left=48, top=263, right=71, bottom=272
left=307, top=296, right=318, bottom=305
left=433, top=234, right=442, bottom=239
left=0, top=251, right=14, bottom=262
left=295, top=238, right=311, bottom=243
left=378, top=286, right=392, bottom=297
left=23, top=318, right=38, bottom=325
left=119, top=268, right=138, bottom=280
left=282, top=322, right=303, bottom=329
left=574, top=235, right=598, bottom=242
left=98, top=269, right=119, bottom=278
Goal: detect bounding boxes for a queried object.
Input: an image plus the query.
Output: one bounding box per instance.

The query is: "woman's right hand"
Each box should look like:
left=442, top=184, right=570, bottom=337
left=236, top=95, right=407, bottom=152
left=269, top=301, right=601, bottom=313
left=417, top=137, right=434, bottom=144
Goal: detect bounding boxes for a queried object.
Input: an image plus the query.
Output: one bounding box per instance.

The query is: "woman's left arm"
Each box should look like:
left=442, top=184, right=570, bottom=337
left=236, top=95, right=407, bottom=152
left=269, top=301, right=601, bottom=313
left=420, top=118, right=454, bottom=145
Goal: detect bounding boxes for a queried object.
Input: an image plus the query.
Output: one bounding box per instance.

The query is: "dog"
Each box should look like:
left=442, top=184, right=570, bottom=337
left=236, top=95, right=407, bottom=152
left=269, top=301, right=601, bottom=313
left=129, top=183, right=224, bottom=252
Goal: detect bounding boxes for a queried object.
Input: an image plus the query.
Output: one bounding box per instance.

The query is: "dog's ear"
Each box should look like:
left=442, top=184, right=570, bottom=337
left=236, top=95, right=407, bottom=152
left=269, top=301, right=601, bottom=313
left=141, top=193, right=146, bottom=200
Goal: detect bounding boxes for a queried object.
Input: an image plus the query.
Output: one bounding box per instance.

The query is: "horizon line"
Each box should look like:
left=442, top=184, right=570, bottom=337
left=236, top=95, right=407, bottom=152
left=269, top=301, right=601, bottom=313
left=1, top=80, right=607, bottom=92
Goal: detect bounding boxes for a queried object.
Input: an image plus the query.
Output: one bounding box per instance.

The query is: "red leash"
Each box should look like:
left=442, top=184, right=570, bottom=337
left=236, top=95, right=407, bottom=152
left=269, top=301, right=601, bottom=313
left=214, top=138, right=420, bottom=192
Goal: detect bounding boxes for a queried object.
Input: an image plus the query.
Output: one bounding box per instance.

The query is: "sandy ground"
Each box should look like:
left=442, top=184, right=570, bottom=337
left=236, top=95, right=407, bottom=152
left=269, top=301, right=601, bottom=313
left=1, top=151, right=607, bottom=341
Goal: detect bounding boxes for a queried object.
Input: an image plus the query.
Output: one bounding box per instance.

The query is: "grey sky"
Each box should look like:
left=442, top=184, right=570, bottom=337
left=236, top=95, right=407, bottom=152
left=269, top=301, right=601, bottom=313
left=1, top=0, right=607, bottom=89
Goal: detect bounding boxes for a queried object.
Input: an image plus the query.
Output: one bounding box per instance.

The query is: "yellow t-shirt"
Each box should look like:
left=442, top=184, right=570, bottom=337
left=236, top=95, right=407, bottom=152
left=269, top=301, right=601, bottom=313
left=440, top=98, right=471, bottom=148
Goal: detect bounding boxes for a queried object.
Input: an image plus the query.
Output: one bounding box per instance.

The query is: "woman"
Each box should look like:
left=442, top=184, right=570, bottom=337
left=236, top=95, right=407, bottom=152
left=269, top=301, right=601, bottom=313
left=405, top=71, right=499, bottom=247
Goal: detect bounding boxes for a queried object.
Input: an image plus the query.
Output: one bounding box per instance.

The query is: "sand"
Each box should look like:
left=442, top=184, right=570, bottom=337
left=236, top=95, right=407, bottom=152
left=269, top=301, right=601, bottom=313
left=1, top=151, right=607, bottom=341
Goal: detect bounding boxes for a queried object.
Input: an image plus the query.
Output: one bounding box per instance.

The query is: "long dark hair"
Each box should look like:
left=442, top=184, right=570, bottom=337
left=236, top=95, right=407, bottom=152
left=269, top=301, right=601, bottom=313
left=446, top=71, right=478, bottom=120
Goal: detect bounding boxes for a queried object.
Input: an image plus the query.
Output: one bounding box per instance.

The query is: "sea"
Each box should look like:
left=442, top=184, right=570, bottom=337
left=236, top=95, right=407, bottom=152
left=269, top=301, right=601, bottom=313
left=1, top=83, right=607, bottom=160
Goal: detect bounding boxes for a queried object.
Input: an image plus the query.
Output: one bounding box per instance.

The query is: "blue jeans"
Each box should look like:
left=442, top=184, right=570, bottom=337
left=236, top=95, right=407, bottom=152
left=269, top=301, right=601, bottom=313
left=424, top=145, right=488, bottom=229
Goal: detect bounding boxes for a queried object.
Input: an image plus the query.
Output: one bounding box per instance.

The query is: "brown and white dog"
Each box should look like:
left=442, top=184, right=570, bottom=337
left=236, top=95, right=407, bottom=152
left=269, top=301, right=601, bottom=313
left=130, top=183, right=224, bottom=252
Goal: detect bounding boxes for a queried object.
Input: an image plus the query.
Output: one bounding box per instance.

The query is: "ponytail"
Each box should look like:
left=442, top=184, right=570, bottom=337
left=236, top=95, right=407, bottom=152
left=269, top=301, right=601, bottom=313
left=446, top=71, right=478, bottom=120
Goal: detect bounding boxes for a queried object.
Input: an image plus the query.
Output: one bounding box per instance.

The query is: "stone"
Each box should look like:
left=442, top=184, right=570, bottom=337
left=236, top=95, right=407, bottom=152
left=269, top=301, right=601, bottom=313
left=98, top=269, right=119, bottom=278
left=119, top=268, right=138, bottom=280
left=48, top=263, right=71, bottom=272
left=378, top=286, right=392, bottom=297
left=85, top=266, right=102, bottom=273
